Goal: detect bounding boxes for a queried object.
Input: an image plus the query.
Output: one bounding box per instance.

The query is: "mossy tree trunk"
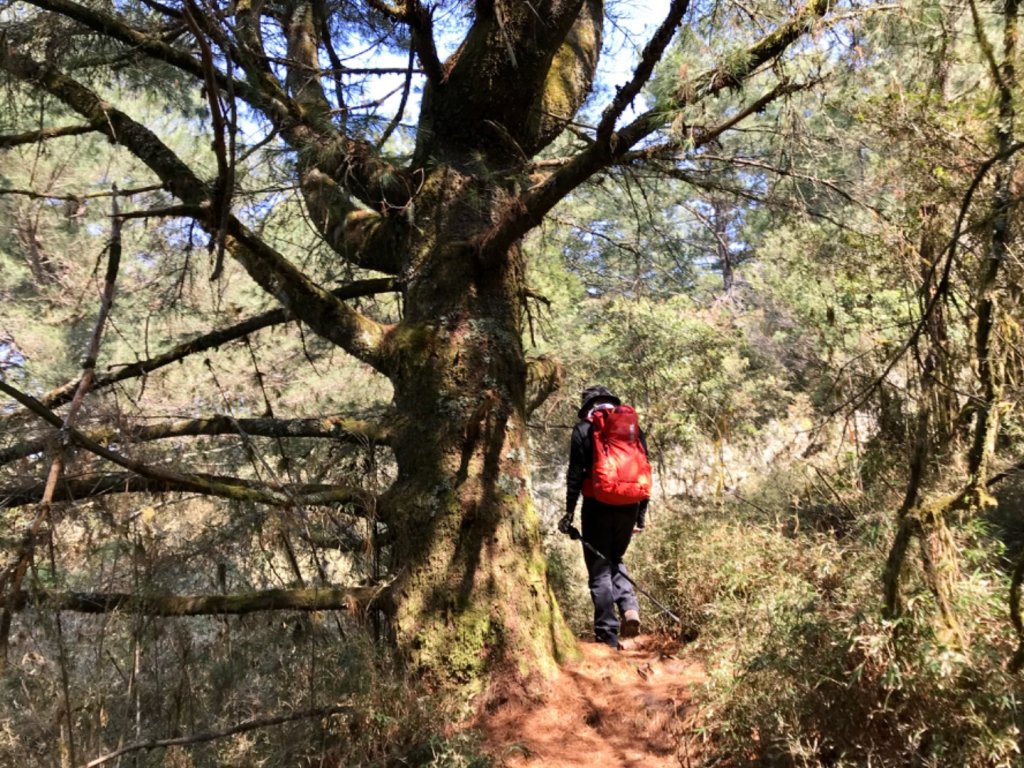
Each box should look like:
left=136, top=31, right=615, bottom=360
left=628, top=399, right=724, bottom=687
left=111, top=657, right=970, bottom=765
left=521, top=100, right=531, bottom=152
left=380, top=167, right=576, bottom=682
left=885, top=0, right=1018, bottom=642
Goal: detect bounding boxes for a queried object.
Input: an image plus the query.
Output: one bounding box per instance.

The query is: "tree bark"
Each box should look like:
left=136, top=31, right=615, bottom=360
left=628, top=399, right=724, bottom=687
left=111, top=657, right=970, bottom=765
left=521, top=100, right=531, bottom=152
left=378, top=166, right=576, bottom=684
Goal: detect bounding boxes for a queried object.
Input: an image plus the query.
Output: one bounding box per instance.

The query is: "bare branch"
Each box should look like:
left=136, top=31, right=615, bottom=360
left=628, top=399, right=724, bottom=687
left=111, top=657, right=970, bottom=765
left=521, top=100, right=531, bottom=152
left=0, top=380, right=372, bottom=513
left=0, top=194, right=121, bottom=665
left=0, top=121, right=101, bottom=148
left=0, top=184, right=163, bottom=201
left=0, top=414, right=393, bottom=467
left=8, top=585, right=392, bottom=616
left=376, top=42, right=416, bottom=149
left=0, top=472, right=371, bottom=511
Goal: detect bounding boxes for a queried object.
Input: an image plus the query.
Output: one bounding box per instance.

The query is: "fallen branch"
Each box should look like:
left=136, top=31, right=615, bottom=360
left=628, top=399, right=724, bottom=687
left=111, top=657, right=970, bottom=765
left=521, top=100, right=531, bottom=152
left=81, top=702, right=355, bottom=768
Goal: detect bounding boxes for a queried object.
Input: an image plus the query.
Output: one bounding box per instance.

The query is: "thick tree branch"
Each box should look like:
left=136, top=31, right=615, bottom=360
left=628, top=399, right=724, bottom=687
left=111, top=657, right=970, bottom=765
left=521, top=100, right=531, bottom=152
left=0, top=381, right=372, bottom=512
left=23, top=0, right=413, bottom=224
left=526, top=356, right=563, bottom=416
left=6, top=585, right=392, bottom=616
left=526, top=0, right=604, bottom=153
left=967, top=0, right=1017, bottom=482
left=0, top=45, right=207, bottom=204
left=0, top=46, right=398, bottom=372
left=22, top=0, right=295, bottom=124
left=298, top=170, right=407, bottom=274
left=275, top=0, right=418, bottom=226
left=279, top=2, right=414, bottom=271
left=596, top=0, right=689, bottom=139
left=288, top=120, right=416, bottom=216
left=479, top=0, right=832, bottom=263
left=284, top=1, right=334, bottom=119
left=615, top=0, right=832, bottom=147
left=224, top=219, right=395, bottom=372
left=367, top=0, right=443, bottom=85
left=1, top=414, right=393, bottom=467
left=404, top=0, right=444, bottom=86
left=414, top=0, right=593, bottom=164
left=0, top=472, right=371, bottom=511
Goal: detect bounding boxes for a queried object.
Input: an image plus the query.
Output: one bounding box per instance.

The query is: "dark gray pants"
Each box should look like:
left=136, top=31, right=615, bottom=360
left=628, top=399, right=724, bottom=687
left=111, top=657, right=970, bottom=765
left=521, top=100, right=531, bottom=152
left=581, top=498, right=640, bottom=647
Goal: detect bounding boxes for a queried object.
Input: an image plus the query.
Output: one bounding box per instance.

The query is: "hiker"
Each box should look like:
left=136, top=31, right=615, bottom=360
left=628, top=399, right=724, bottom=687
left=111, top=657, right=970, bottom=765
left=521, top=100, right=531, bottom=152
left=559, top=385, right=651, bottom=649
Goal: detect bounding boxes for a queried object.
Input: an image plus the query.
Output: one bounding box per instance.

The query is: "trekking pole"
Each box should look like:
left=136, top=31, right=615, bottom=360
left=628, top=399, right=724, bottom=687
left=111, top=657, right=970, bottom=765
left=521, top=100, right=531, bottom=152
left=565, top=525, right=683, bottom=627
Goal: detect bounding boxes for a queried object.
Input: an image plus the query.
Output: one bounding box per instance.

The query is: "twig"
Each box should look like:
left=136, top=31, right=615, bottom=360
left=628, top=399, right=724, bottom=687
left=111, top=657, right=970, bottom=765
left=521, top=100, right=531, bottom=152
left=0, top=184, right=163, bottom=201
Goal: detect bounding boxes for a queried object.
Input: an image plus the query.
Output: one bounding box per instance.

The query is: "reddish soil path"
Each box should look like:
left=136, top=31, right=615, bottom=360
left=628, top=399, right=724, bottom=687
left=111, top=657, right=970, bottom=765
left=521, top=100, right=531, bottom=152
left=476, top=636, right=706, bottom=767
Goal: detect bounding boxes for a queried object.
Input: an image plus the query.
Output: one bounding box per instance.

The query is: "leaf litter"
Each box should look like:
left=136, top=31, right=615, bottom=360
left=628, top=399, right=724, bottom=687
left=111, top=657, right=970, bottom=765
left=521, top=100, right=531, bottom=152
left=473, top=634, right=706, bottom=767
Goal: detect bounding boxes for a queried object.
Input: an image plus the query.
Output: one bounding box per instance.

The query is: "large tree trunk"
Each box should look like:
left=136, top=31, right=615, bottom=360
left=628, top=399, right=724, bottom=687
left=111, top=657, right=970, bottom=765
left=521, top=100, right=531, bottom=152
left=382, top=167, right=575, bottom=684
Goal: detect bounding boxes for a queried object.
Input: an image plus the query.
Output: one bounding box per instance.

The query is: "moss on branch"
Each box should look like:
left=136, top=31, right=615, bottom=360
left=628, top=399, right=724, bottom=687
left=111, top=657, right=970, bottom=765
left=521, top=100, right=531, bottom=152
left=6, top=585, right=393, bottom=615
left=0, top=414, right=393, bottom=467
left=0, top=472, right=372, bottom=512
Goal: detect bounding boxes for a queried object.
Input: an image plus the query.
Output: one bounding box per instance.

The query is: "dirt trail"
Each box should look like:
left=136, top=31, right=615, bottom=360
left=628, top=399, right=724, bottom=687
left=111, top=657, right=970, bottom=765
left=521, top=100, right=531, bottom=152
left=476, top=636, right=706, bottom=767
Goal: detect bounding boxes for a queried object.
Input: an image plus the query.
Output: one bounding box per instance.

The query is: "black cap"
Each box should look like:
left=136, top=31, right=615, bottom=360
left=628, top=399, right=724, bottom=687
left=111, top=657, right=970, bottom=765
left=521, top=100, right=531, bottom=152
left=578, top=385, right=621, bottom=418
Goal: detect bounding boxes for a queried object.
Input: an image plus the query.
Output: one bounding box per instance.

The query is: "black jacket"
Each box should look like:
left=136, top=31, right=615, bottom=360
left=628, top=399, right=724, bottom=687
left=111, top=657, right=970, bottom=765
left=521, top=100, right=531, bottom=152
left=565, top=419, right=649, bottom=528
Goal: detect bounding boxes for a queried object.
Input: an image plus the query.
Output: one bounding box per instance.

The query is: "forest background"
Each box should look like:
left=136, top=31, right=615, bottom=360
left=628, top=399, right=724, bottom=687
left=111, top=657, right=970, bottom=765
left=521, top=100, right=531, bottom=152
left=2, top=0, right=1024, bottom=765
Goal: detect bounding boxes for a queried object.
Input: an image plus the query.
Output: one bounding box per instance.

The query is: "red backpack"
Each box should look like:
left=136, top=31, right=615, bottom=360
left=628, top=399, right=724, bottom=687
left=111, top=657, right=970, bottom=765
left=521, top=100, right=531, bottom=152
left=583, top=405, right=653, bottom=505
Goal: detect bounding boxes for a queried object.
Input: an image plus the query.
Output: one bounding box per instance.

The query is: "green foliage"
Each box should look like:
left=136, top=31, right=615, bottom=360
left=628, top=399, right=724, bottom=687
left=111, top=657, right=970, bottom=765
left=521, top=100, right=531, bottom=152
left=575, top=295, right=791, bottom=451
left=629, top=458, right=1022, bottom=766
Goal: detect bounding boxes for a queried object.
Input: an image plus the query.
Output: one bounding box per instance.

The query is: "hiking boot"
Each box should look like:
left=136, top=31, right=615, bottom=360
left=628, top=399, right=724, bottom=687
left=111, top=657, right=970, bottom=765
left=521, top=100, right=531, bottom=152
left=621, top=608, right=640, bottom=638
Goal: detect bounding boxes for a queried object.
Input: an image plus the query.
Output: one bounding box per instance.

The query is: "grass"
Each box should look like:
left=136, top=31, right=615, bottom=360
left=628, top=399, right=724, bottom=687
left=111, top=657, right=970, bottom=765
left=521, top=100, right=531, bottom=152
left=612, top=457, right=1024, bottom=767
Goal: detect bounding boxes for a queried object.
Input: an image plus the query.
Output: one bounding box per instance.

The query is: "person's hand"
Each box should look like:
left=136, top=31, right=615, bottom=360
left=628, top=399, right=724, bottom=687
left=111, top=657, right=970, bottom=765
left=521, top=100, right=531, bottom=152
left=558, top=512, right=574, bottom=535
left=633, top=525, right=644, bottom=534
